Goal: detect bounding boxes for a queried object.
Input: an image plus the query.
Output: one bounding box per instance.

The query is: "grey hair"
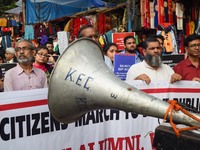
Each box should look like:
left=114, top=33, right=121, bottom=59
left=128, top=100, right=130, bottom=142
left=16, top=39, right=34, bottom=50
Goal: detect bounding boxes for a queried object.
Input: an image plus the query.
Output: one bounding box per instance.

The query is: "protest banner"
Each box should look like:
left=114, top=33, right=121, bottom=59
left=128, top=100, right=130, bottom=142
left=112, top=32, right=135, bottom=51
left=114, top=54, right=135, bottom=80
left=1, top=81, right=200, bottom=150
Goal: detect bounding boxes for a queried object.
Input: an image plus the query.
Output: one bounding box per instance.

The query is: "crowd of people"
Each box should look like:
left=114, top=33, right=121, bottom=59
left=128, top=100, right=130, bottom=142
left=0, top=24, right=200, bottom=92
left=126, top=33, right=200, bottom=84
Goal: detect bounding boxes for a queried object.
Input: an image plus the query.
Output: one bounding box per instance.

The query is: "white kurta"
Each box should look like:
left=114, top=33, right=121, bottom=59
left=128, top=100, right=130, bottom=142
left=126, top=61, right=174, bottom=83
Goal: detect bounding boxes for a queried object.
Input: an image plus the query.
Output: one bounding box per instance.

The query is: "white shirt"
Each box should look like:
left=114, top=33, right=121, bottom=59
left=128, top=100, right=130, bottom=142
left=126, top=61, right=174, bottom=83
left=104, top=55, right=113, bottom=71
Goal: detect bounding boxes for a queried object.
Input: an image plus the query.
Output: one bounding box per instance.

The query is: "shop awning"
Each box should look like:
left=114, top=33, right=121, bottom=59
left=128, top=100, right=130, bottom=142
left=5, top=7, right=22, bottom=14
left=25, top=0, right=110, bottom=24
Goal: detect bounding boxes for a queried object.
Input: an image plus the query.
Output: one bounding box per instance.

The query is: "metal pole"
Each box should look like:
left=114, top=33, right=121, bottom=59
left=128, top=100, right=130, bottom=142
left=132, top=0, right=135, bottom=30
left=22, top=0, right=26, bottom=24
left=127, top=0, right=132, bottom=32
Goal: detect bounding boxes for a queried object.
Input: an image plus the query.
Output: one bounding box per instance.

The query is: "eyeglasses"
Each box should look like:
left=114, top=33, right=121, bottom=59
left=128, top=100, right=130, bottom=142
left=37, top=53, right=50, bottom=58
left=5, top=53, right=13, bottom=55
left=188, top=44, right=200, bottom=48
left=15, top=46, right=31, bottom=52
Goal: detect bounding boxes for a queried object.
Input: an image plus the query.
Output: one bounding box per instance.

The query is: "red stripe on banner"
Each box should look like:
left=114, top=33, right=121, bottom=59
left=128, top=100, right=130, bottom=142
left=0, top=88, right=199, bottom=111
left=0, top=99, right=48, bottom=111
left=141, top=88, right=200, bottom=94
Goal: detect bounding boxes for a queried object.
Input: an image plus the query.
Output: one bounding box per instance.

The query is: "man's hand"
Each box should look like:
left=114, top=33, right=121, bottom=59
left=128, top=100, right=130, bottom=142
left=135, top=74, right=151, bottom=84
left=170, top=73, right=182, bottom=83
left=192, top=77, right=200, bottom=82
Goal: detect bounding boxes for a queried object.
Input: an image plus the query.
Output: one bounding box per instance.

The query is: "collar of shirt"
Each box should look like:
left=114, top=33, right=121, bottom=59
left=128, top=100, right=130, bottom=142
left=16, top=63, right=36, bottom=76
left=185, top=57, right=200, bottom=68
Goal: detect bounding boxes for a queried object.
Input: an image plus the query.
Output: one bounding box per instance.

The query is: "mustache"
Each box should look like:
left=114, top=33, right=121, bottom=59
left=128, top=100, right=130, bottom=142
left=17, top=55, right=33, bottom=63
left=18, top=54, right=26, bottom=58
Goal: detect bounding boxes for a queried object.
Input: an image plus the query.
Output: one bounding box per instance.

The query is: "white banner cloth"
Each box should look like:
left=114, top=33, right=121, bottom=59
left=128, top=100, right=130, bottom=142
left=0, top=81, right=200, bottom=150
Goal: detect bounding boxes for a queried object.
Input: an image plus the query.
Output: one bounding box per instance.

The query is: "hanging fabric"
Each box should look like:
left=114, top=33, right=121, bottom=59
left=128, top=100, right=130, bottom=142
left=140, top=0, right=150, bottom=28
left=1, top=35, right=12, bottom=51
left=189, top=21, right=195, bottom=34
left=168, top=0, right=173, bottom=23
left=140, top=0, right=145, bottom=28
left=164, top=0, right=169, bottom=22
left=157, top=24, right=178, bottom=54
left=195, top=9, right=200, bottom=35
left=172, top=1, right=176, bottom=23
left=176, top=2, right=184, bottom=30
left=178, top=31, right=185, bottom=54
left=0, top=18, right=7, bottom=27
left=34, top=23, right=47, bottom=39
left=73, top=17, right=89, bottom=37
left=24, top=25, right=34, bottom=40
left=186, top=21, right=190, bottom=36
left=145, top=0, right=150, bottom=28
left=64, top=19, right=73, bottom=32
left=153, top=0, right=158, bottom=28
left=158, top=0, right=164, bottom=24
left=150, top=1, right=155, bottom=29
left=170, top=25, right=179, bottom=54
left=132, top=2, right=142, bottom=31
left=97, top=13, right=106, bottom=35
left=10, top=19, right=17, bottom=27
left=191, top=0, right=197, bottom=21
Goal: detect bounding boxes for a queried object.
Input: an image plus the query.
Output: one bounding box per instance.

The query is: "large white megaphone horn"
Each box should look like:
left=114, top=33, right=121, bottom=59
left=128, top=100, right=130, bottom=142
left=48, top=38, right=200, bottom=126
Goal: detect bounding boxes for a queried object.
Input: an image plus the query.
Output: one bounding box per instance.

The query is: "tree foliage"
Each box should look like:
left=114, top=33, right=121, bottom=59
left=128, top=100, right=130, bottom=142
left=0, top=0, right=18, bottom=15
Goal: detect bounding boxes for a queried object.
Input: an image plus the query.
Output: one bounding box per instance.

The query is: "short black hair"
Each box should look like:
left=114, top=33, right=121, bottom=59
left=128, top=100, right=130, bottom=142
left=123, top=35, right=135, bottom=44
left=45, top=41, right=53, bottom=45
left=78, top=25, right=97, bottom=38
left=152, top=34, right=165, bottom=42
left=35, top=46, right=49, bottom=53
left=142, top=37, right=159, bottom=49
left=103, top=43, right=118, bottom=54
left=184, top=34, right=200, bottom=47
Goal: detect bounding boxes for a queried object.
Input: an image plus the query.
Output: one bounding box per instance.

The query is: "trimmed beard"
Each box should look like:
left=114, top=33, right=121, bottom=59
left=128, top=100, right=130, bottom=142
left=144, top=53, right=162, bottom=68
left=17, top=55, right=33, bottom=64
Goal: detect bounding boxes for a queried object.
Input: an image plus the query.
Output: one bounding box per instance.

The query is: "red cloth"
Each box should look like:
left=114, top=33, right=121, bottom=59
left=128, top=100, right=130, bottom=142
left=73, top=17, right=88, bottom=37
left=98, top=13, right=106, bottom=34
left=145, top=0, right=150, bottom=28
left=168, top=0, right=173, bottom=23
left=185, top=22, right=190, bottom=36
left=173, top=57, right=200, bottom=80
left=33, top=63, right=53, bottom=73
left=158, top=0, right=164, bottom=24
left=33, top=63, right=48, bottom=72
left=34, top=23, right=47, bottom=38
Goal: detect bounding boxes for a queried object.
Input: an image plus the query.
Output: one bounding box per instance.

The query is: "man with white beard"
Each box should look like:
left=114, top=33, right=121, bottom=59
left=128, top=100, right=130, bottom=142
left=126, top=37, right=182, bottom=84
